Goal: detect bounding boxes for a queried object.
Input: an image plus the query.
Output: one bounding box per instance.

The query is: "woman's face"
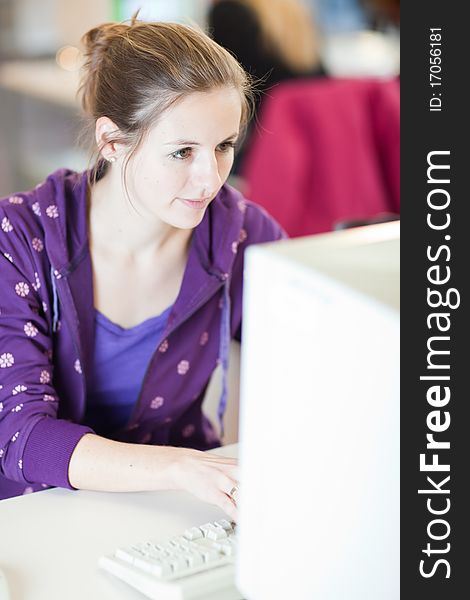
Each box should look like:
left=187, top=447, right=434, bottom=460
left=124, top=87, right=242, bottom=230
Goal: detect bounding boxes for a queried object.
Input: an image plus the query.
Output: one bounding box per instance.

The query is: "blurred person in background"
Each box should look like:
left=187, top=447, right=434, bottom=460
left=361, top=0, right=399, bottom=30
left=302, top=0, right=399, bottom=33
left=302, top=0, right=369, bottom=33
left=207, top=0, right=326, bottom=178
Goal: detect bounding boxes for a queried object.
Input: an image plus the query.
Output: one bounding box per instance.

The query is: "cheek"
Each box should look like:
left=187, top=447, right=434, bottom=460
left=219, top=153, right=235, bottom=175
left=140, top=161, right=186, bottom=191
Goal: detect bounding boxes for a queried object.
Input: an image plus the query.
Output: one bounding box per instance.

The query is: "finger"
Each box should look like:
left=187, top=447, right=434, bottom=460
left=198, top=456, right=239, bottom=480
left=216, top=472, right=239, bottom=500
left=213, top=463, right=239, bottom=482
left=201, top=481, right=238, bottom=521
left=180, top=449, right=238, bottom=465
left=203, top=453, right=238, bottom=465
left=213, top=490, right=238, bottom=522
left=203, top=456, right=238, bottom=468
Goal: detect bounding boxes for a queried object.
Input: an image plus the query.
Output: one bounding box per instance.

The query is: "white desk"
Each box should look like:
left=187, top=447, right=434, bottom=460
left=0, top=444, right=238, bottom=600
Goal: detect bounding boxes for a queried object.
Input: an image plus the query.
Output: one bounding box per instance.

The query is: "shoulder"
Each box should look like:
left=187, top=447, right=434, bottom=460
left=241, top=198, right=288, bottom=246
left=0, top=188, right=43, bottom=252
left=0, top=168, right=82, bottom=269
left=0, top=167, right=84, bottom=236
left=0, top=192, right=46, bottom=284
left=216, top=183, right=288, bottom=245
left=0, top=169, right=69, bottom=231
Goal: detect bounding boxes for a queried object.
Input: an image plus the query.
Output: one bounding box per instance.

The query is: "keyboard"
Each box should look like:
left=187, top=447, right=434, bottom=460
left=99, top=519, right=244, bottom=600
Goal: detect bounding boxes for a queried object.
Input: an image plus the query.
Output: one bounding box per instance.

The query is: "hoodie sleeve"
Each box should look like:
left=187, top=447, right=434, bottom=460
left=0, top=202, right=93, bottom=490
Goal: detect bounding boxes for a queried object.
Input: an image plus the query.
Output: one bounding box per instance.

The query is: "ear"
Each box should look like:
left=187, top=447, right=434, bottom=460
left=95, top=116, right=121, bottom=162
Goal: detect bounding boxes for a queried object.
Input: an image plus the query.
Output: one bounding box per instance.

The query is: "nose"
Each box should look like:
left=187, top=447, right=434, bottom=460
left=191, top=152, right=222, bottom=198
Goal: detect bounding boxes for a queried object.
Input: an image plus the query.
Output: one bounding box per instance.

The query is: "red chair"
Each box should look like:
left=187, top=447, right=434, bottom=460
left=240, top=77, right=400, bottom=237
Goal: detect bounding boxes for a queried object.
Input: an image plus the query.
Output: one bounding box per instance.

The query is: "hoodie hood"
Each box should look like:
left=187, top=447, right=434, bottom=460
left=33, top=169, right=89, bottom=277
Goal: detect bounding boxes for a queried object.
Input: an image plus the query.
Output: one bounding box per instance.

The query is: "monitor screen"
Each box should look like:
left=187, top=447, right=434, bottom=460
left=236, top=221, right=399, bottom=599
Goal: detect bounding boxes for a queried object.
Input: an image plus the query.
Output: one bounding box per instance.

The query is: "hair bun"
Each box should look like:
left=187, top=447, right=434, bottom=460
left=81, top=22, right=124, bottom=67
left=80, top=22, right=126, bottom=115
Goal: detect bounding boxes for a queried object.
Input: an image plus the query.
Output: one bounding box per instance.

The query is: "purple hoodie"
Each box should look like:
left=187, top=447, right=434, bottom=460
left=0, top=169, right=286, bottom=500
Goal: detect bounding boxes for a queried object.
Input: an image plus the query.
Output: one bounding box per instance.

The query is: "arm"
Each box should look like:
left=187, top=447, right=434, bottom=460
left=69, top=433, right=239, bottom=519
left=0, top=213, right=93, bottom=490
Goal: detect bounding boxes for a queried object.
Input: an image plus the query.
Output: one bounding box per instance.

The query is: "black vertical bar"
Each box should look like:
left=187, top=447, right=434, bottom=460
left=401, top=3, right=469, bottom=598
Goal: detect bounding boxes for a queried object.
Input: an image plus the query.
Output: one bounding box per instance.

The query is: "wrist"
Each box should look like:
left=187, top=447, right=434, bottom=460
left=161, top=447, right=200, bottom=492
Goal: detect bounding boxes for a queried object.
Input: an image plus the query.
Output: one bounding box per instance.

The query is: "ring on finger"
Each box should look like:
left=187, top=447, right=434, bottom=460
left=228, top=484, right=239, bottom=503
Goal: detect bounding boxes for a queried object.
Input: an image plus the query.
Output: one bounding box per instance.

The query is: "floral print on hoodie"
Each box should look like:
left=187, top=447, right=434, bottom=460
left=0, top=169, right=286, bottom=499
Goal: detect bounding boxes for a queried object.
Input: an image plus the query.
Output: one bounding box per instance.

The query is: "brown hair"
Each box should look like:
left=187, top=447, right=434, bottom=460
left=240, top=0, right=321, bottom=72
left=79, top=15, right=256, bottom=183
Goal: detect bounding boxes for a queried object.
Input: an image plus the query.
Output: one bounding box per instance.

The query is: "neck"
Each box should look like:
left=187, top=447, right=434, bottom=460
left=88, top=167, right=192, bottom=260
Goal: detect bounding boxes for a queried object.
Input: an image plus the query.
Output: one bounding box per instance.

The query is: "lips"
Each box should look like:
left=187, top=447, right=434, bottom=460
left=179, top=197, right=211, bottom=210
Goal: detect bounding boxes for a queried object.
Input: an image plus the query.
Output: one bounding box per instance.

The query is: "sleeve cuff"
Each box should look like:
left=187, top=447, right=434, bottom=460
left=22, top=417, right=94, bottom=489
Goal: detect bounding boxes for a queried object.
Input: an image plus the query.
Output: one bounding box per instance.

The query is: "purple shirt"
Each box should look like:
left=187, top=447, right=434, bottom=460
left=0, top=169, right=287, bottom=500
left=85, top=307, right=172, bottom=437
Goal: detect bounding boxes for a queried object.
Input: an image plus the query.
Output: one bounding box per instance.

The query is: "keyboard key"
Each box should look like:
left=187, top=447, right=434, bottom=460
left=183, top=526, right=203, bottom=541
left=115, top=546, right=145, bottom=564
left=168, top=556, right=189, bottom=574
left=207, top=526, right=228, bottom=541
left=199, top=523, right=214, bottom=538
left=136, top=557, right=172, bottom=578
left=214, top=540, right=235, bottom=557
left=215, top=519, right=233, bottom=533
left=199, top=523, right=227, bottom=540
left=198, top=548, right=220, bottom=563
left=184, top=552, right=204, bottom=568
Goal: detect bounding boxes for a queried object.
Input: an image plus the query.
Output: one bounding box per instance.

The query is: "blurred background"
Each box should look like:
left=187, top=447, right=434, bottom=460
left=0, top=0, right=400, bottom=236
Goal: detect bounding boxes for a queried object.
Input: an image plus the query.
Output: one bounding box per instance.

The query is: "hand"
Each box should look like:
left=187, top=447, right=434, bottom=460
left=68, top=434, right=239, bottom=520
left=166, top=448, right=239, bottom=521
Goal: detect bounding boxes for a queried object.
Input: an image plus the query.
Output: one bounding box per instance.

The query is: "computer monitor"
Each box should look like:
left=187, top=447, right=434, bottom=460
left=236, top=221, right=399, bottom=599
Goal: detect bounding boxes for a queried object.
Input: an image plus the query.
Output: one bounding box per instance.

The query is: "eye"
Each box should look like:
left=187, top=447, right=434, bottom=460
left=217, top=141, right=236, bottom=153
left=171, top=147, right=192, bottom=160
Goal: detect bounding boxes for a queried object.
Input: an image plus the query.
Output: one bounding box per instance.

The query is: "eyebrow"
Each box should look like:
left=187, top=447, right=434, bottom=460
left=164, top=133, right=239, bottom=146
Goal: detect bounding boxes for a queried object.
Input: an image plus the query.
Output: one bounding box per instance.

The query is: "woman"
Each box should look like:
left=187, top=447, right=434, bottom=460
left=0, top=18, right=286, bottom=517
left=207, top=0, right=326, bottom=174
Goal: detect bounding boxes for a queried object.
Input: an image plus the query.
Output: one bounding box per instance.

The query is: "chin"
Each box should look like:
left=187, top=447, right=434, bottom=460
left=171, top=211, right=206, bottom=230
